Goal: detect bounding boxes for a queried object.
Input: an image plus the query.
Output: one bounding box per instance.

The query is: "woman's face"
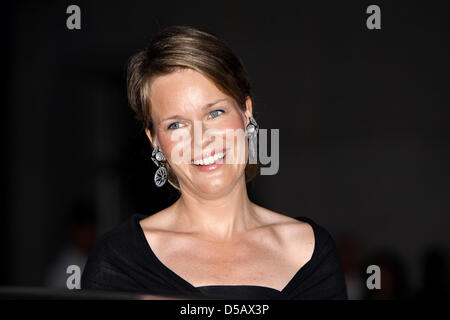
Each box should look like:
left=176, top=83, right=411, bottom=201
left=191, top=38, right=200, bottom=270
left=146, top=68, right=253, bottom=197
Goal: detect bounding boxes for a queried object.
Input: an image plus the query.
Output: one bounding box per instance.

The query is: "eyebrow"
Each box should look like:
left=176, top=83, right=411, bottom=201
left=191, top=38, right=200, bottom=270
left=160, top=98, right=229, bottom=123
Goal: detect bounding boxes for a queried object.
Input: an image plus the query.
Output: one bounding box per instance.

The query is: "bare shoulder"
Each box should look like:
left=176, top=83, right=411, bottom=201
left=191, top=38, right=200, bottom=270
left=252, top=204, right=315, bottom=258
left=253, top=203, right=314, bottom=234
left=138, top=207, right=180, bottom=245
left=139, top=206, right=176, bottom=232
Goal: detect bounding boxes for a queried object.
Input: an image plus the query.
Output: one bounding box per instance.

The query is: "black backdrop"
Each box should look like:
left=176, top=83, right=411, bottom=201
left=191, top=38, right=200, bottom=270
left=3, top=0, right=449, bottom=299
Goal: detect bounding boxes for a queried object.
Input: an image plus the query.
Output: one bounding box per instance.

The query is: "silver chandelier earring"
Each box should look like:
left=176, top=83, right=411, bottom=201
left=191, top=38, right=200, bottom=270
left=151, top=145, right=168, bottom=187
left=245, top=116, right=259, bottom=164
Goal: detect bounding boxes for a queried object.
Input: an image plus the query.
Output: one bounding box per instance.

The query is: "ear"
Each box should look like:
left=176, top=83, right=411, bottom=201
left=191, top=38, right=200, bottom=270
left=243, top=96, right=253, bottom=125
left=145, top=128, right=155, bottom=148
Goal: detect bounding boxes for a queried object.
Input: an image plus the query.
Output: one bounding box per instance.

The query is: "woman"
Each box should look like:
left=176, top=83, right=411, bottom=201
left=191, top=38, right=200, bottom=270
left=81, top=25, right=348, bottom=300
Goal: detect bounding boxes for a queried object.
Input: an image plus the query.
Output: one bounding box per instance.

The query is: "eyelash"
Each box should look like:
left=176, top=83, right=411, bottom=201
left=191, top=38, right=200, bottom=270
left=167, top=109, right=225, bottom=130
left=209, top=109, right=225, bottom=119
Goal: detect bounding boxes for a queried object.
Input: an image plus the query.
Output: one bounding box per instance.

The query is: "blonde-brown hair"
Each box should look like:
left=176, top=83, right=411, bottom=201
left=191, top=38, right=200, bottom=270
left=126, top=25, right=259, bottom=190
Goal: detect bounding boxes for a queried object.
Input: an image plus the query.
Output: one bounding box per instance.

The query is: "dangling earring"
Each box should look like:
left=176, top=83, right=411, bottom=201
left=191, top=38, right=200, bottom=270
left=151, top=145, right=168, bottom=187
left=245, top=116, right=259, bottom=164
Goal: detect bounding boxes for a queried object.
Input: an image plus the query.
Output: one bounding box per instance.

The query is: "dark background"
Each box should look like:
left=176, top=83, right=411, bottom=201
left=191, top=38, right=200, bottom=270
left=2, top=0, right=449, bottom=299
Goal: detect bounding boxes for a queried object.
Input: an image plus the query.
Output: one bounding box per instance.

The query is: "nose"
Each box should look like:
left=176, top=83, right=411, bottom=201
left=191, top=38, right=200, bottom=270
left=191, top=120, right=205, bottom=150
left=191, top=120, right=223, bottom=159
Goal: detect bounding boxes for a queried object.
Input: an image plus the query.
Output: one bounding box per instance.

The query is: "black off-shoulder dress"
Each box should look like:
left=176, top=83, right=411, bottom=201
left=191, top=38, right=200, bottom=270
left=81, top=214, right=348, bottom=300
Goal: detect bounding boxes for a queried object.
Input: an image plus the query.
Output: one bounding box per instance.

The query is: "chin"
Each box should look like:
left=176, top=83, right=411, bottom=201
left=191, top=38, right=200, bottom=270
left=179, top=165, right=245, bottom=195
left=194, top=171, right=246, bottom=196
left=195, top=176, right=234, bottom=195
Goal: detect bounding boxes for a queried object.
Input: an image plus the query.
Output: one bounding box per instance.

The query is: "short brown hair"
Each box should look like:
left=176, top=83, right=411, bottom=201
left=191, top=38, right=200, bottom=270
left=126, top=25, right=259, bottom=190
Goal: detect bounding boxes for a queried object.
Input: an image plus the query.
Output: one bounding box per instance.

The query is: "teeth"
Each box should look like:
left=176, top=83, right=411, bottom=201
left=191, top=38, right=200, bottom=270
left=193, top=152, right=225, bottom=166
left=204, top=156, right=214, bottom=165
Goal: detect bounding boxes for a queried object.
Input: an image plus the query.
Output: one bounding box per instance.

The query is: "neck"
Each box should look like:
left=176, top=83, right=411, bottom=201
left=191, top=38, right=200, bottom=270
left=173, top=177, right=258, bottom=242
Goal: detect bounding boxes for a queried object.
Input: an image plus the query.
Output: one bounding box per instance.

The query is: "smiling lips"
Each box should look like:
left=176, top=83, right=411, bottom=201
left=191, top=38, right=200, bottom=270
left=191, top=149, right=227, bottom=166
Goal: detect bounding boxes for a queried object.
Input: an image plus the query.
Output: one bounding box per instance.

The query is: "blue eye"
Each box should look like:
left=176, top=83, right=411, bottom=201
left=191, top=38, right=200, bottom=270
left=210, top=109, right=225, bottom=119
left=168, top=122, right=183, bottom=130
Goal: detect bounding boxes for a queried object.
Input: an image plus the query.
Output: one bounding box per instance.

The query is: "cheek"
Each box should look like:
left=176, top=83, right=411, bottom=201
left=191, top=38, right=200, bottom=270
left=217, top=115, right=247, bottom=164
left=212, top=114, right=246, bottom=143
left=157, top=132, right=174, bottom=154
left=221, top=112, right=245, bottom=130
left=158, top=131, right=191, bottom=164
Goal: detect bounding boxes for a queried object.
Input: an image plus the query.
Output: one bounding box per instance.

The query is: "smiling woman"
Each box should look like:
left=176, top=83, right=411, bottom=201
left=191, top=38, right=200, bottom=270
left=80, top=25, right=348, bottom=300
left=126, top=25, right=259, bottom=191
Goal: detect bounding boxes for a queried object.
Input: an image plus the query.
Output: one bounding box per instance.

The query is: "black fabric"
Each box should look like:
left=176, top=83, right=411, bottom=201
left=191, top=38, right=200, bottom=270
left=81, top=214, right=348, bottom=300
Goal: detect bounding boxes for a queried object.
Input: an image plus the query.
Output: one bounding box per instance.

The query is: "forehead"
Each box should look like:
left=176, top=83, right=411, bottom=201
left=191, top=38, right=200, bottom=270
left=148, top=68, right=230, bottom=118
